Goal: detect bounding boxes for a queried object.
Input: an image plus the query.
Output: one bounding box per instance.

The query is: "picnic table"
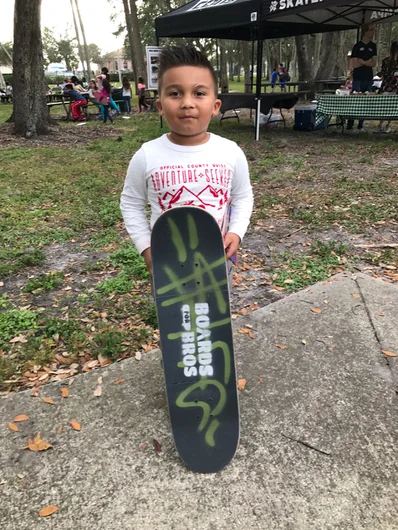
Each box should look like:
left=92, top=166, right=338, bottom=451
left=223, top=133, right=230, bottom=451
left=245, top=82, right=308, bottom=93
left=315, top=94, right=398, bottom=131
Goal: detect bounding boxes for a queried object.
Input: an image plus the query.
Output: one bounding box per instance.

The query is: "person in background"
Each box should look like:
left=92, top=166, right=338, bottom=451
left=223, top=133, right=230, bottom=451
left=70, top=75, right=86, bottom=93
left=278, top=63, right=288, bottom=92
left=122, top=76, right=132, bottom=114
left=347, top=23, right=377, bottom=132
left=61, top=78, right=70, bottom=89
left=99, top=78, right=114, bottom=124
left=5, top=82, right=13, bottom=102
left=137, top=76, right=151, bottom=113
left=377, top=41, right=398, bottom=133
left=81, top=77, right=89, bottom=89
left=270, top=67, right=278, bottom=92
left=88, top=79, right=101, bottom=108
left=63, top=83, right=87, bottom=121
left=96, top=67, right=120, bottom=117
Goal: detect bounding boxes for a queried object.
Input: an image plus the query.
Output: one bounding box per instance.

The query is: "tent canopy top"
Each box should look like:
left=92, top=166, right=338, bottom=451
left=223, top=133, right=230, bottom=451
left=155, top=0, right=398, bottom=41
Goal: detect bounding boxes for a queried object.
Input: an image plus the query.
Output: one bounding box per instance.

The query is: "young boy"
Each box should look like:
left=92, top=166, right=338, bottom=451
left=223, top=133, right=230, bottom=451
left=63, top=83, right=87, bottom=122
left=120, top=45, right=253, bottom=280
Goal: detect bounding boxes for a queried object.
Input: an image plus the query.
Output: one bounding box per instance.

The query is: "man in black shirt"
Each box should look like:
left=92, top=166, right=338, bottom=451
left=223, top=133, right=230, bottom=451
left=347, top=23, right=377, bottom=132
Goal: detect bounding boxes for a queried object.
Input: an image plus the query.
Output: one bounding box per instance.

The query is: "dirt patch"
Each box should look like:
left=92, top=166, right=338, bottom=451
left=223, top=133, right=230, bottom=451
left=0, top=122, right=124, bottom=149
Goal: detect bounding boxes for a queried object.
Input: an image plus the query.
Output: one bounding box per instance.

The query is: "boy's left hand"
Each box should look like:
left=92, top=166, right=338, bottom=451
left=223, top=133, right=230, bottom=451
left=224, top=232, right=240, bottom=259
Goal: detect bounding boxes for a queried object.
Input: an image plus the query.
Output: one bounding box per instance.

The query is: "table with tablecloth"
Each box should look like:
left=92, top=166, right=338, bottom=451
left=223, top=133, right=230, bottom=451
left=315, top=94, right=398, bottom=129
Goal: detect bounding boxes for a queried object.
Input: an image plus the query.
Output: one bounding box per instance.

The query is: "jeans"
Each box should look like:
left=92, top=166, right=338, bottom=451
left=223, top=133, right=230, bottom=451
left=123, top=96, right=131, bottom=113
left=347, top=79, right=373, bottom=130
left=102, top=104, right=113, bottom=124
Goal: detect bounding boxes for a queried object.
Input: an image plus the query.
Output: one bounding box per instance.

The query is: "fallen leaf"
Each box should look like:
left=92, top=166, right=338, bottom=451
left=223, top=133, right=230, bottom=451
left=302, top=339, right=307, bottom=345
left=57, top=424, right=64, bottom=434
left=238, top=378, right=247, bottom=391
left=9, top=334, right=27, bottom=344
left=70, top=420, right=81, bottom=431
left=311, top=308, right=323, bottom=313
left=351, top=294, right=360, bottom=299
left=275, top=343, right=287, bottom=349
left=382, top=350, right=397, bottom=357
left=258, top=377, right=263, bottom=383
left=39, top=506, right=58, bottom=517
left=376, top=313, right=385, bottom=317
left=114, top=378, right=125, bottom=385
left=153, top=439, right=162, bottom=453
left=42, top=397, right=55, bottom=405
left=248, top=331, right=254, bottom=339
left=93, top=386, right=102, bottom=397
left=8, top=423, right=19, bottom=432
left=24, top=433, right=53, bottom=452
left=284, top=279, right=294, bottom=284
left=97, top=376, right=103, bottom=385
left=60, top=388, right=69, bottom=398
left=135, top=352, right=142, bottom=361
left=13, top=414, right=29, bottom=422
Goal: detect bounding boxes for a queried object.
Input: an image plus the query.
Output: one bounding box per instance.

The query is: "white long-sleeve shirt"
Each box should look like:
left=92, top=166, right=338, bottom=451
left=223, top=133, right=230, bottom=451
left=120, top=133, right=253, bottom=255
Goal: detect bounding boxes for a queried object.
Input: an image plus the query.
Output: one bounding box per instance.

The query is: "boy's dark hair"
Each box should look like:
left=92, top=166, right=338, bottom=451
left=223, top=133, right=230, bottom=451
left=64, top=83, right=73, bottom=90
left=138, top=76, right=144, bottom=83
left=101, top=67, right=109, bottom=74
left=158, top=45, right=217, bottom=96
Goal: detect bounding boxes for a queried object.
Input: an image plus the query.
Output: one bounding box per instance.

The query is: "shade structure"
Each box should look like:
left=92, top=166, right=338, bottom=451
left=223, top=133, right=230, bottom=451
left=155, top=0, right=398, bottom=41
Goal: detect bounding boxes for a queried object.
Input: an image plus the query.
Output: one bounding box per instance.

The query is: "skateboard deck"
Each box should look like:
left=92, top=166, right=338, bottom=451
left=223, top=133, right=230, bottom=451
left=151, top=206, right=239, bottom=473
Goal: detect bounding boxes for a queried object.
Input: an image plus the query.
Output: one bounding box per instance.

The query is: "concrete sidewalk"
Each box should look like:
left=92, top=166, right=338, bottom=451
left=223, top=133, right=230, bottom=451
left=1, top=273, right=397, bottom=530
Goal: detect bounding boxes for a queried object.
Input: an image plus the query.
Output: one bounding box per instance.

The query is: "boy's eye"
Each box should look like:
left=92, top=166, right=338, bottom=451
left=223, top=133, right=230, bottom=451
left=196, top=91, right=206, bottom=96
left=169, top=91, right=180, bottom=97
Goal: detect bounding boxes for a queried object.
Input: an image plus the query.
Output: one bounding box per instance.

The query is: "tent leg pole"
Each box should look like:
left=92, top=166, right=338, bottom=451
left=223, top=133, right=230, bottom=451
left=255, top=99, right=261, bottom=141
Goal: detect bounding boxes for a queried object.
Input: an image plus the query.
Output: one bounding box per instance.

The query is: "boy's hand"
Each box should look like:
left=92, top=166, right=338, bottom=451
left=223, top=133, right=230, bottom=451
left=142, top=248, right=152, bottom=277
left=224, top=232, right=240, bottom=260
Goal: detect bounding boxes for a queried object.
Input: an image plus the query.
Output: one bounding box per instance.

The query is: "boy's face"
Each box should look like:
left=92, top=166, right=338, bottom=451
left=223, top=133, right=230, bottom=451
left=157, top=66, right=221, bottom=146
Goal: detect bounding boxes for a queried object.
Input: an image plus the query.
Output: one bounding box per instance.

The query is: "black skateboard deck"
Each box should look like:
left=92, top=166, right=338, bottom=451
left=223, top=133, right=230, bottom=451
left=151, top=206, right=239, bottom=473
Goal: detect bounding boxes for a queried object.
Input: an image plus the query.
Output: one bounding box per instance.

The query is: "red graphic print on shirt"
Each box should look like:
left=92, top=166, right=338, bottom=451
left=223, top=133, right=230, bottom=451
left=151, top=161, right=232, bottom=214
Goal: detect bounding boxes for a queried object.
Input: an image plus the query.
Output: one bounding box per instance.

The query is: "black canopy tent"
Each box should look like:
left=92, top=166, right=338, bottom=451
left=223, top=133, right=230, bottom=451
left=155, top=0, right=398, bottom=138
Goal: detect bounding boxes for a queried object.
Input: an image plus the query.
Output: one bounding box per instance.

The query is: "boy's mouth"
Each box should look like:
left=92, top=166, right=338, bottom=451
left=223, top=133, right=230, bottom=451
left=180, top=115, right=196, bottom=120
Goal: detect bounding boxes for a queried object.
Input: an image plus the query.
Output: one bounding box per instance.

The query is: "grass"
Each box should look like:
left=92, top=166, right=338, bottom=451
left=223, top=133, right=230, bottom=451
left=0, top=99, right=397, bottom=388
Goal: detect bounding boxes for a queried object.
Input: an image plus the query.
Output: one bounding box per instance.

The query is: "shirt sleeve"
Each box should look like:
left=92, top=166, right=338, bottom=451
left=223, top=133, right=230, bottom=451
left=120, top=148, right=151, bottom=254
left=351, top=43, right=359, bottom=58
left=227, top=145, right=253, bottom=241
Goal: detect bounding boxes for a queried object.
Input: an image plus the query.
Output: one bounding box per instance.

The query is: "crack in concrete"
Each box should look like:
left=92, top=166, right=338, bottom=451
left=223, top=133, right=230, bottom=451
left=355, top=277, right=392, bottom=374
left=281, top=433, right=331, bottom=456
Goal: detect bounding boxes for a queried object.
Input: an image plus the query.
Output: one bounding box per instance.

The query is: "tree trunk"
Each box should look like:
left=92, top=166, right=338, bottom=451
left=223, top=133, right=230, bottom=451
left=128, top=0, right=147, bottom=84
left=13, top=0, right=49, bottom=136
left=70, top=0, right=87, bottom=79
left=295, top=35, right=315, bottom=97
left=74, top=0, right=91, bottom=78
left=242, top=41, right=251, bottom=92
left=219, top=41, right=229, bottom=93
left=315, top=32, right=344, bottom=80
left=122, top=0, right=138, bottom=90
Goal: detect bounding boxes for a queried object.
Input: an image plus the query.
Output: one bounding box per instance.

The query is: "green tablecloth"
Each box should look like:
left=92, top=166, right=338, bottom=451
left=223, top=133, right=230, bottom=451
left=315, top=94, right=398, bottom=126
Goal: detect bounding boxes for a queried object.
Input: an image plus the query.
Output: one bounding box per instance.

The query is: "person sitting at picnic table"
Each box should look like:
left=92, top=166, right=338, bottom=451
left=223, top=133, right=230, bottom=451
left=88, top=79, right=101, bottom=107
left=270, top=68, right=278, bottom=92
left=63, top=83, right=87, bottom=122
left=81, top=77, right=89, bottom=89
left=377, top=41, right=398, bottom=133
left=61, top=78, right=70, bottom=89
left=71, top=75, right=86, bottom=93
left=347, top=23, right=377, bottom=132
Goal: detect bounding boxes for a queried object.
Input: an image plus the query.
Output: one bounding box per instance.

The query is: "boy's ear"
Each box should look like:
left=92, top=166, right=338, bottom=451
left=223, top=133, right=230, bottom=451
left=212, top=98, right=222, bottom=116
left=156, top=99, right=163, bottom=116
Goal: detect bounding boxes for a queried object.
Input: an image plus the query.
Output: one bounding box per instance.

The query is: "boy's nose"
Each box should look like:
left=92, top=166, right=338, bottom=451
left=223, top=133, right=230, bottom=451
left=181, top=95, right=195, bottom=108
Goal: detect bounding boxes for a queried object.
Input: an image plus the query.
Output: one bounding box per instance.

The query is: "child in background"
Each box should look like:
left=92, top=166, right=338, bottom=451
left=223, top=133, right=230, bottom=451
left=63, top=83, right=87, bottom=121
left=99, top=78, right=113, bottom=124
left=137, top=76, right=151, bottom=113
left=270, top=68, right=278, bottom=92
left=88, top=79, right=101, bottom=108
left=120, top=45, right=253, bottom=282
left=122, top=76, right=132, bottom=114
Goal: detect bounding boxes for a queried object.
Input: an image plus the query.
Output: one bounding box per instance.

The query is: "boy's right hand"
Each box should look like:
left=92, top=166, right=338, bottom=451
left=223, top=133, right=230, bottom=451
left=142, top=248, right=152, bottom=277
